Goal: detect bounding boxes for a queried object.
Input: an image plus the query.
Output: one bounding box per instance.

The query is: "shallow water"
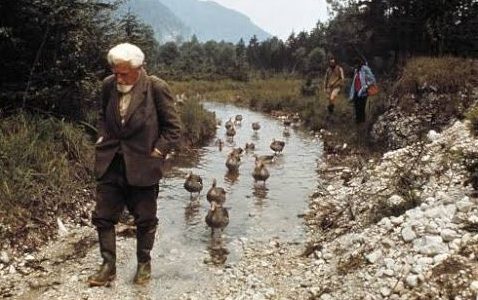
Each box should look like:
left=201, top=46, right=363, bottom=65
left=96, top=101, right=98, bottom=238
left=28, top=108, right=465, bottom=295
left=29, top=102, right=324, bottom=299
left=134, top=102, right=323, bottom=296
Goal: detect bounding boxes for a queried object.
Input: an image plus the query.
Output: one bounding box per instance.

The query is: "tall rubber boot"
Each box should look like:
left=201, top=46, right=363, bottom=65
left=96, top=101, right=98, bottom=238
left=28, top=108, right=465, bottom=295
left=133, top=226, right=156, bottom=285
left=88, top=228, right=116, bottom=286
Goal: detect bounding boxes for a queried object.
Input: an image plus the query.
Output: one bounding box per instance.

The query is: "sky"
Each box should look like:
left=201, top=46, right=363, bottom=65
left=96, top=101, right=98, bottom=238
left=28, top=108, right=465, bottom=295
left=210, top=0, right=330, bottom=40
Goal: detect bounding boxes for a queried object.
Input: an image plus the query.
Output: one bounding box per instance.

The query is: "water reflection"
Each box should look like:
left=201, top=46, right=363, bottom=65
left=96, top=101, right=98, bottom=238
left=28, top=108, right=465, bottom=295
left=252, top=184, right=268, bottom=200
left=184, top=200, right=201, bottom=226
left=205, top=236, right=230, bottom=266
left=224, top=170, right=239, bottom=184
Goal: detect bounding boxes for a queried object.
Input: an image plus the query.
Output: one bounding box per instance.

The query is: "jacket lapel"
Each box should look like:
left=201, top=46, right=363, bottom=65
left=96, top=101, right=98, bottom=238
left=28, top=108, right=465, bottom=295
left=124, top=70, right=148, bottom=126
left=108, top=86, right=122, bottom=130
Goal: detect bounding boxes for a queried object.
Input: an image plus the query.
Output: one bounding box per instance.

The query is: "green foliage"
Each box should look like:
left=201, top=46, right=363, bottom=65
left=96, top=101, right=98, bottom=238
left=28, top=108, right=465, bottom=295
left=466, top=106, right=478, bottom=136
left=178, top=98, right=217, bottom=146
left=396, top=57, right=475, bottom=94
left=0, top=113, right=94, bottom=250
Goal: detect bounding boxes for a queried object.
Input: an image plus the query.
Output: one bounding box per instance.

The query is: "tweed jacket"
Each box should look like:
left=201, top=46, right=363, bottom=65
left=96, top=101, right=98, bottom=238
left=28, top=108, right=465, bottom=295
left=95, top=70, right=181, bottom=186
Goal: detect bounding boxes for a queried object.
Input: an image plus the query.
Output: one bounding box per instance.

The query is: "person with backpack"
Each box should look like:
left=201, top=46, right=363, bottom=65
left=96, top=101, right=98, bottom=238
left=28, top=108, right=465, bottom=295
left=349, top=57, right=376, bottom=123
left=324, top=57, right=345, bottom=114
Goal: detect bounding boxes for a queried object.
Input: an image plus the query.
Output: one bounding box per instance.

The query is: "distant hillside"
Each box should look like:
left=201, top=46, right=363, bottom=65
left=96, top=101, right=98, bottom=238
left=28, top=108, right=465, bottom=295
left=159, top=0, right=271, bottom=42
left=118, top=0, right=192, bottom=43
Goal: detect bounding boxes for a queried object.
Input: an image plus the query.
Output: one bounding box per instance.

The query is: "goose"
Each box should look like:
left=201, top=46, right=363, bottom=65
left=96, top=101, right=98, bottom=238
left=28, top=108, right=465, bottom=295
left=225, top=152, right=241, bottom=172
left=252, top=158, right=270, bottom=184
left=205, top=202, right=229, bottom=235
left=184, top=172, right=203, bottom=198
left=225, top=118, right=234, bottom=130
left=207, top=179, right=226, bottom=206
left=270, top=139, right=285, bottom=154
left=253, top=154, right=275, bottom=164
left=252, top=122, right=261, bottom=131
left=235, top=114, right=243, bottom=124
left=245, top=143, right=255, bottom=151
left=226, top=126, right=236, bottom=139
left=231, top=147, right=244, bottom=157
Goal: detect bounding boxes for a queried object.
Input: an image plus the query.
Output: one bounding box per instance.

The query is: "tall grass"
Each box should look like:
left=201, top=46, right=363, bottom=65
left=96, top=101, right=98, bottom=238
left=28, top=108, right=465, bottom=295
left=0, top=114, right=94, bottom=250
left=171, top=78, right=384, bottom=152
left=396, top=56, right=476, bottom=95
left=178, top=97, right=217, bottom=146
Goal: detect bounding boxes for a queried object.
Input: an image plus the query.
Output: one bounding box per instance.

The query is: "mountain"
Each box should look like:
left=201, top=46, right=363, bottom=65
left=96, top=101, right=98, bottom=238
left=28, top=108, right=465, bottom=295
left=159, top=0, right=271, bottom=42
left=118, top=0, right=192, bottom=43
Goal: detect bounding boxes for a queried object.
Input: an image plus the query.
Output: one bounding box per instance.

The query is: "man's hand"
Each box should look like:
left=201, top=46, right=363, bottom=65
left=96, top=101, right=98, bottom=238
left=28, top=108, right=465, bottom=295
left=151, top=148, right=163, bottom=158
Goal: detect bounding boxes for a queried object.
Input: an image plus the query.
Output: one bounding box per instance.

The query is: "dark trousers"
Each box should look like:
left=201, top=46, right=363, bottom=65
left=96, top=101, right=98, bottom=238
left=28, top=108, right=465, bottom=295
left=353, top=93, right=368, bottom=124
left=92, top=154, right=159, bottom=231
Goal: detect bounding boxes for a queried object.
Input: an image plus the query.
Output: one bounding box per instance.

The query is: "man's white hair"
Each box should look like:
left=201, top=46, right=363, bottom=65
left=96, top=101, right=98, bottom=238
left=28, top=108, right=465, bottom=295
left=107, top=43, right=145, bottom=68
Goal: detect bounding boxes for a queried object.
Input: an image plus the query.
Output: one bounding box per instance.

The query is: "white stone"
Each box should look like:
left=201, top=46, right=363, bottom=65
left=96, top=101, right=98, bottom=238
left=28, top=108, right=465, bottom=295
left=379, top=218, right=393, bottom=231
left=0, top=251, right=9, bottom=264
left=470, top=281, right=478, bottom=292
left=413, top=235, right=448, bottom=256
left=405, top=275, right=418, bottom=287
left=440, top=229, right=459, bottom=242
left=433, top=254, right=448, bottom=264
left=380, top=287, right=392, bottom=297
left=402, top=226, right=417, bottom=242
left=427, top=130, right=440, bottom=141
left=366, top=249, right=383, bottom=264
left=384, top=258, right=395, bottom=269
left=383, top=269, right=394, bottom=277
left=456, top=197, right=473, bottom=212
left=320, top=294, right=333, bottom=300
left=406, top=208, right=424, bottom=220
left=25, top=254, right=35, bottom=262
left=425, top=205, right=451, bottom=219
left=389, top=195, right=405, bottom=206
left=390, top=216, right=404, bottom=225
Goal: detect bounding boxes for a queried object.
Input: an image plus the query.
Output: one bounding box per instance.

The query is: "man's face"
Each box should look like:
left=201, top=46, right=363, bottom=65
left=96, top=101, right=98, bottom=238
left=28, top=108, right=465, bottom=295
left=329, top=59, right=336, bottom=67
left=112, top=62, right=141, bottom=86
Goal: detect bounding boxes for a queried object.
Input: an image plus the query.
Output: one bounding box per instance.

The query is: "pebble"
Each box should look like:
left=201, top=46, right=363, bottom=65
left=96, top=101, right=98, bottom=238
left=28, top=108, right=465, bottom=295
left=440, top=228, right=459, bottom=242
left=470, top=281, right=478, bottom=292
left=380, top=287, right=392, bottom=297
left=413, top=235, right=448, bottom=256
left=405, top=275, right=418, bottom=287
left=0, top=251, right=9, bottom=264
left=366, top=249, right=383, bottom=264
left=401, top=226, right=416, bottom=242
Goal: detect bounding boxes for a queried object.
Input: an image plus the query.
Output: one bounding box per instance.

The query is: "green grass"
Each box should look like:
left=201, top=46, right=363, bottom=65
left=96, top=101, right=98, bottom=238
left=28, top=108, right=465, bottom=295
left=177, top=97, right=217, bottom=146
left=171, top=78, right=388, bottom=154
left=0, top=113, right=94, bottom=251
left=395, top=56, right=475, bottom=95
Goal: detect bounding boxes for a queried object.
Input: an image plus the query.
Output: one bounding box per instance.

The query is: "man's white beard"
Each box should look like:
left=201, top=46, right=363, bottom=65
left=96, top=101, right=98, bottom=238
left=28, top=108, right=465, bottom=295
left=117, top=84, right=134, bottom=93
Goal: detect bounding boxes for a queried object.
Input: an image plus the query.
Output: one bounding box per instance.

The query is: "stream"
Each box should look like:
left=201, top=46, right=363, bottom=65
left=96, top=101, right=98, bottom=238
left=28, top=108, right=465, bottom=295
left=19, top=102, right=323, bottom=300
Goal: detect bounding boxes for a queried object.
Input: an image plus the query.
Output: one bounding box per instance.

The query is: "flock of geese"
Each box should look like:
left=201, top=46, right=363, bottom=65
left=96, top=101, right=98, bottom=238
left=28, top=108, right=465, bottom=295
left=183, top=113, right=296, bottom=236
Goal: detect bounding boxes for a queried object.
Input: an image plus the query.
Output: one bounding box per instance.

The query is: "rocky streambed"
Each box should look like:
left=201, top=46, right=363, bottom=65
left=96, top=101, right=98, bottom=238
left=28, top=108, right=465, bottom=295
left=1, top=114, right=478, bottom=299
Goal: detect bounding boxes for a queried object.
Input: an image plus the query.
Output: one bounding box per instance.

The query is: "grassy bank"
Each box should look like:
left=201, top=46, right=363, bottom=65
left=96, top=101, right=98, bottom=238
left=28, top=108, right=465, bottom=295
left=0, top=98, right=216, bottom=252
left=0, top=114, right=94, bottom=252
left=171, top=78, right=388, bottom=155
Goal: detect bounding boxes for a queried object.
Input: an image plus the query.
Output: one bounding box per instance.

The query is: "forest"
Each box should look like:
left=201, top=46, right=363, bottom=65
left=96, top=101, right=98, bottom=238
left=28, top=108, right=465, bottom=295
left=1, top=0, right=477, bottom=121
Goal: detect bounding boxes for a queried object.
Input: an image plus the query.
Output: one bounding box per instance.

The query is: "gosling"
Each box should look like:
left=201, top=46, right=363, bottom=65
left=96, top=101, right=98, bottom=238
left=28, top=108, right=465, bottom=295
left=205, top=202, right=229, bottom=235
left=225, top=118, right=234, bottom=130
left=184, top=172, right=203, bottom=198
left=225, top=152, right=241, bottom=172
left=270, top=139, right=285, bottom=154
left=252, top=122, right=261, bottom=131
left=252, top=158, right=270, bottom=184
left=207, top=179, right=226, bottom=206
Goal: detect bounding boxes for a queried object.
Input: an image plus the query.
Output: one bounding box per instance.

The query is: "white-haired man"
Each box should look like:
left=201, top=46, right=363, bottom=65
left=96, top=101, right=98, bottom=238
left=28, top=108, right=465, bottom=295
left=88, top=43, right=181, bottom=286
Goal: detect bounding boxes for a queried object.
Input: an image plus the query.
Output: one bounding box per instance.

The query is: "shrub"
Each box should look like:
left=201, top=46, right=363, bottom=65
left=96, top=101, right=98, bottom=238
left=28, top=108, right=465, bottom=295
left=0, top=113, right=94, bottom=251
